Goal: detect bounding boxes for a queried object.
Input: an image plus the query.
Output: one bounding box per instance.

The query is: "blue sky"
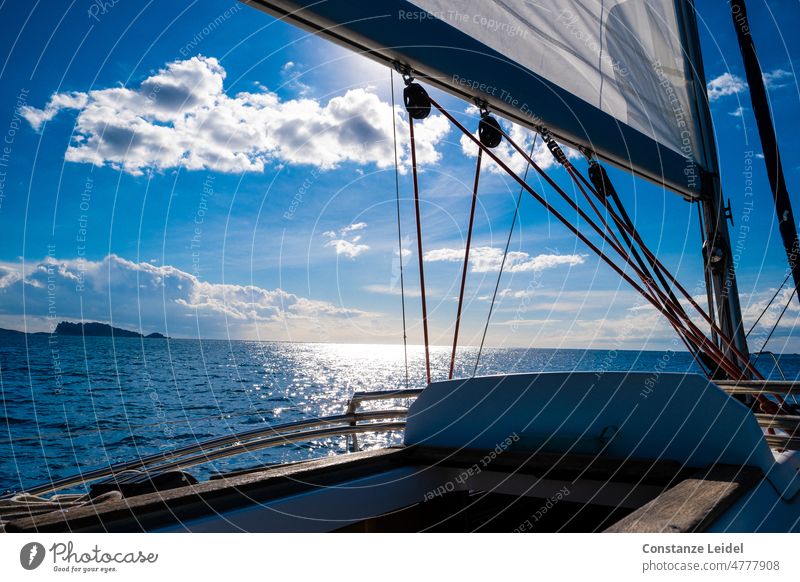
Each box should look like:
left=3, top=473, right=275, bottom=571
left=0, top=0, right=797, bottom=352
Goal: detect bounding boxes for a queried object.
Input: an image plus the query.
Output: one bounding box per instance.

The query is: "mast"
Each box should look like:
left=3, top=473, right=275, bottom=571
left=678, top=0, right=751, bottom=374
left=729, top=0, right=800, bottom=306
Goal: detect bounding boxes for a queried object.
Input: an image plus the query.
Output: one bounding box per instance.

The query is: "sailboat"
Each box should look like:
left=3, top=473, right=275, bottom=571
left=2, top=0, right=798, bottom=532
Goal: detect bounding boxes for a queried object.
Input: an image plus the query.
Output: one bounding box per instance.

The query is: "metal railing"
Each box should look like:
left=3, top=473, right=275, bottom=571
left=715, top=379, right=800, bottom=396
left=346, top=389, right=422, bottom=452
left=4, top=389, right=422, bottom=499
left=715, top=380, right=800, bottom=451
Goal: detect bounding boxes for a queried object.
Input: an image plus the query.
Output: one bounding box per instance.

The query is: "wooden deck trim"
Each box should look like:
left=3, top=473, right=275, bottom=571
left=4, top=448, right=406, bottom=533
left=604, top=465, right=762, bottom=533
left=6, top=444, right=761, bottom=533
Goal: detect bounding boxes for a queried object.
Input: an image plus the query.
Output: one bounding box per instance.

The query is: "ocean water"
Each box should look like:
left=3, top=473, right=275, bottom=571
left=1, top=335, right=797, bottom=494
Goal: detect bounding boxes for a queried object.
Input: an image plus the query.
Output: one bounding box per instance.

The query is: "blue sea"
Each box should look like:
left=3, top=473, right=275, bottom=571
left=1, top=335, right=797, bottom=494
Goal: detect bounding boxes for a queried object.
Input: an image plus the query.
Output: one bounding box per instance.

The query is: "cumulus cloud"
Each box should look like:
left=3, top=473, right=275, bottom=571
left=707, top=69, right=793, bottom=103
left=763, top=68, right=793, bottom=90
left=324, top=223, right=370, bottom=258
left=21, top=91, right=88, bottom=130
left=279, top=61, right=311, bottom=95
left=706, top=72, right=747, bottom=102
left=0, top=255, right=376, bottom=339
left=424, top=246, right=586, bottom=273
left=21, top=56, right=450, bottom=175
left=326, top=239, right=369, bottom=259
left=341, top=222, right=367, bottom=234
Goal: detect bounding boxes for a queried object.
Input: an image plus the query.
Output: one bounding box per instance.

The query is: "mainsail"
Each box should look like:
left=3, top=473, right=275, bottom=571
left=245, top=0, right=712, bottom=197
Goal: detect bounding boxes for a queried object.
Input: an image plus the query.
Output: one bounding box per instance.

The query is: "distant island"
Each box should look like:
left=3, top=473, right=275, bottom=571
left=0, top=321, right=168, bottom=339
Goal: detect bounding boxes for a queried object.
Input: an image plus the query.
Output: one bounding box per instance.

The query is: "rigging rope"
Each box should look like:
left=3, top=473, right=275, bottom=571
left=531, top=153, right=740, bottom=377
left=504, top=126, right=760, bottom=381
left=571, top=160, right=757, bottom=379
left=408, top=115, right=432, bottom=385
left=390, top=70, right=410, bottom=388
left=746, top=270, right=793, bottom=338
left=754, top=286, right=797, bottom=364
left=449, top=149, right=483, bottom=379
left=473, top=135, right=538, bottom=376
left=569, top=157, right=710, bottom=376
left=427, top=94, right=758, bottom=382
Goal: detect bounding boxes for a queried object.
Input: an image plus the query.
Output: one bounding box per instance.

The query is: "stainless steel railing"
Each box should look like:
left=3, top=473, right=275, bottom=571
left=714, top=380, right=800, bottom=450
left=346, top=389, right=422, bottom=452
left=715, top=379, right=800, bottom=395
left=4, top=389, right=422, bottom=499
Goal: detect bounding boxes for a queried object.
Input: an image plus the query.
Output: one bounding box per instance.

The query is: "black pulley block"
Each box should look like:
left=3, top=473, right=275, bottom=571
left=404, top=83, right=431, bottom=120
left=478, top=115, right=502, bottom=148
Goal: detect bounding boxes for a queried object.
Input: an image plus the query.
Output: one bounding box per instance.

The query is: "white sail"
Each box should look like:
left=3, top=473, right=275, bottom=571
left=245, top=0, right=712, bottom=197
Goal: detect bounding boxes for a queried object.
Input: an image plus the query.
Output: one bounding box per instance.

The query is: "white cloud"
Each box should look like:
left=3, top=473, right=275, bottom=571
left=326, top=238, right=369, bottom=259
left=496, top=318, right=556, bottom=326
left=742, top=287, right=799, bottom=335
left=707, top=73, right=747, bottom=102
left=21, top=91, right=88, bottom=130
left=729, top=106, right=745, bottom=118
left=279, top=60, right=311, bottom=95
left=763, top=68, right=793, bottom=90
left=0, top=255, right=376, bottom=340
left=423, top=246, right=586, bottom=273
left=21, top=56, right=451, bottom=176
left=324, top=223, right=370, bottom=258
left=341, top=222, right=367, bottom=234
left=362, top=283, right=421, bottom=297
left=706, top=69, right=792, bottom=103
